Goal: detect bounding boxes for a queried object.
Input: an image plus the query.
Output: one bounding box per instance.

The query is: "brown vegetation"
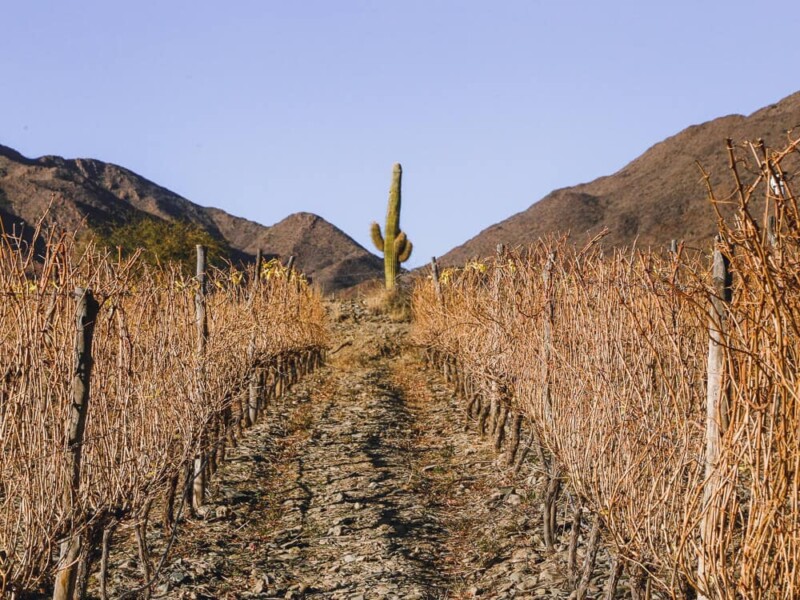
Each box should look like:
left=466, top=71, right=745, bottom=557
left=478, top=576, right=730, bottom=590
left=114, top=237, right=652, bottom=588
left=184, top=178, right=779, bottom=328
left=0, top=225, right=328, bottom=598
left=413, top=135, right=800, bottom=598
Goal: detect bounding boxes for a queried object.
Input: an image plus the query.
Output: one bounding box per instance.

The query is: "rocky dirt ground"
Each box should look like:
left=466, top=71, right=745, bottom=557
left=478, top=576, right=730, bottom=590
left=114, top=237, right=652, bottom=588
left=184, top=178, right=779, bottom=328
left=97, top=300, right=628, bottom=600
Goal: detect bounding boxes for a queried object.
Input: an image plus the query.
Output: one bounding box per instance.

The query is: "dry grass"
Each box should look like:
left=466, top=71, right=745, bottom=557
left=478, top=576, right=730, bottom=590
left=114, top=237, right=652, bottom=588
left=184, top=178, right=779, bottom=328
left=364, top=285, right=413, bottom=322
left=412, top=136, right=800, bottom=598
left=0, top=229, right=328, bottom=597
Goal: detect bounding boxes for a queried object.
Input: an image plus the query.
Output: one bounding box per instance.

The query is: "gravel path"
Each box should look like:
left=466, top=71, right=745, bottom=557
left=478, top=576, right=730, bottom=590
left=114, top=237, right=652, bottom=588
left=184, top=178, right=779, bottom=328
left=100, top=302, right=622, bottom=600
left=248, top=363, right=447, bottom=599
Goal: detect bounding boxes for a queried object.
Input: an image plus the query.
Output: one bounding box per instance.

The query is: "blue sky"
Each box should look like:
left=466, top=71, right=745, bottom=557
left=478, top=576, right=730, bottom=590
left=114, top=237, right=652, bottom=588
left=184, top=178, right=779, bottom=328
left=2, top=1, right=799, bottom=267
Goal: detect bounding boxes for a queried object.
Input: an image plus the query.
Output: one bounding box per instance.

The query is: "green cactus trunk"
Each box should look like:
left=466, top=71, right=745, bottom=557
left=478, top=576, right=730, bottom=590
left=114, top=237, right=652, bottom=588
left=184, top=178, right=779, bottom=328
left=370, top=163, right=413, bottom=290
left=383, top=164, right=402, bottom=288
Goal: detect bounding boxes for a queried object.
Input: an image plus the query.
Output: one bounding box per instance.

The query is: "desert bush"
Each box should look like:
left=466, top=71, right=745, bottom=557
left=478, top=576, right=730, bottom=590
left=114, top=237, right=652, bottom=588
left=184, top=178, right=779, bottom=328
left=91, top=216, right=231, bottom=271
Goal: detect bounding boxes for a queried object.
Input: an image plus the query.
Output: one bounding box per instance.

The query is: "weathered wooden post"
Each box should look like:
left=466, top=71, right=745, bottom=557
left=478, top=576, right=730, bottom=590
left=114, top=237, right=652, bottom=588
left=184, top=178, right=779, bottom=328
left=698, top=239, right=732, bottom=599
left=541, top=251, right=560, bottom=552
left=254, top=248, right=263, bottom=286
left=285, top=255, right=295, bottom=280
left=275, top=355, right=284, bottom=398
left=768, top=215, right=777, bottom=248
left=430, top=256, right=443, bottom=305
left=488, top=244, right=505, bottom=438
left=248, top=363, right=260, bottom=426
left=193, top=245, right=208, bottom=511
left=53, top=288, right=99, bottom=600
left=247, top=249, right=263, bottom=427
left=195, top=245, right=208, bottom=350
left=541, top=252, right=555, bottom=423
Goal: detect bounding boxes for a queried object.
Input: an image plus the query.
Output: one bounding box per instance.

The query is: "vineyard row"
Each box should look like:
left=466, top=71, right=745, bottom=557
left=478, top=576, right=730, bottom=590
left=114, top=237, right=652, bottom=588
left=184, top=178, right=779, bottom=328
left=0, top=232, right=328, bottom=599
left=412, top=138, right=800, bottom=599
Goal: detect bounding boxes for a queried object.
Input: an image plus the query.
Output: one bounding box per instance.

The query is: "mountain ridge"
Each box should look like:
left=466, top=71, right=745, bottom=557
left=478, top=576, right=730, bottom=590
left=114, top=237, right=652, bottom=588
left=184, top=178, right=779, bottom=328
left=0, top=145, right=382, bottom=291
left=438, top=91, right=800, bottom=265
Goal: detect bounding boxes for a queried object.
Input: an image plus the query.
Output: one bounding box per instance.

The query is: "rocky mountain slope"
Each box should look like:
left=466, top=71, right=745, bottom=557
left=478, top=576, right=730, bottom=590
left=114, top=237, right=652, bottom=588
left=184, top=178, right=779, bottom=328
left=439, top=90, right=800, bottom=265
left=0, top=145, right=382, bottom=292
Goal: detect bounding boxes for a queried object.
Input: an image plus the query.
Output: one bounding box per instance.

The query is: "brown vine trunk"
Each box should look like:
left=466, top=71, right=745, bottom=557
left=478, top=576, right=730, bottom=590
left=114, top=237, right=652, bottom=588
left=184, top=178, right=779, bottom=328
left=99, top=521, right=117, bottom=600
left=505, top=413, right=523, bottom=465
left=493, top=405, right=508, bottom=451
left=512, top=426, right=537, bottom=476
left=603, top=554, right=624, bottom=600
left=543, top=467, right=561, bottom=552
left=478, top=400, right=491, bottom=437
left=575, top=516, right=601, bottom=600
left=567, top=505, right=582, bottom=586
left=135, top=500, right=154, bottom=600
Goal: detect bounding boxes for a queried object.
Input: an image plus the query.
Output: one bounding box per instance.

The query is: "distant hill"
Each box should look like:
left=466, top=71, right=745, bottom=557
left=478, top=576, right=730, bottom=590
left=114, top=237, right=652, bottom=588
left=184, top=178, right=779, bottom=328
left=439, top=91, right=800, bottom=265
left=0, top=145, right=382, bottom=291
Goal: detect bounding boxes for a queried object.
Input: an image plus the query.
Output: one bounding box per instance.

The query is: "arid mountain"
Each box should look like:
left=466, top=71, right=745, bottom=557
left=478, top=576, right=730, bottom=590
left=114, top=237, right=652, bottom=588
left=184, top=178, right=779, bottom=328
left=233, top=211, right=385, bottom=291
left=439, top=91, right=800, bottom=265
left=0, top=145, right=382, bottom=291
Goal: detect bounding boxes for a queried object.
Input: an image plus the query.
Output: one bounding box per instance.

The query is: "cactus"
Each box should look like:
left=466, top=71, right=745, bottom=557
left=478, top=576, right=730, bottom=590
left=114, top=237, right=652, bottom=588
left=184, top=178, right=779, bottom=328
left=371, top=163, right=413, bottom=289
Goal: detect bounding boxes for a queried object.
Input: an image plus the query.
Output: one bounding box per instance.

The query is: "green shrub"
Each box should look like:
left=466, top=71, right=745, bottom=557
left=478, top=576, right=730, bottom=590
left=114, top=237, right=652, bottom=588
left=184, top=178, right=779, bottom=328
left=93, top=217, right=230, bottom=272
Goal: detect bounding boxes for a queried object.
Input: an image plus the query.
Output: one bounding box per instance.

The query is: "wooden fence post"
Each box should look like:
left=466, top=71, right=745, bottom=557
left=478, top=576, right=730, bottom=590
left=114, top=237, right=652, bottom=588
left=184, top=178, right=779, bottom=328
left=248, top=366, right=260, bottom=426
left=487, top=244, right=505, bottom=436
left=246, top=249, right=263, bottom=426
left=254, top=248, right=263, bottom=288
left=53, top=288, right=99, bottom=600
left=540, top=251, right=560, bottom=553
left=193, top=245, right=208, bottom=511
left=541, top=252, right=555, bottom=425
left=285, top=255, right=295, bottom=280
left=768, top=215, right=777, bottom=248
left=430, top=256, right=443, bottom=305
left=698, top=239, right=732, bottom=599
left=195, top=245, right=208, bottom=349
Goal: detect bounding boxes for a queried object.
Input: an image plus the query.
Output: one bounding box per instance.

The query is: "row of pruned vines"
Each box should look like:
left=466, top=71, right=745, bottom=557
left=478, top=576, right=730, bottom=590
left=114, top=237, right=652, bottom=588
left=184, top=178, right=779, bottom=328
left=0, top=229, right=328, bottom=599
left=413, top=136, right=800, bottom=599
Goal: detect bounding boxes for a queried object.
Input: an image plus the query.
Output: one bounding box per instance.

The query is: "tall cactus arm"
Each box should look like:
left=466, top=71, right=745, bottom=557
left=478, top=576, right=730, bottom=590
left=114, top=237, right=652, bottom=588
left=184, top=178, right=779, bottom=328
left=394, top=231, right=407, bottom=253
left=387, top=164, right=402, bottom=237
left=396, top=234, right=413, bottom=263
left=370, top=222, right=385, bottom=252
